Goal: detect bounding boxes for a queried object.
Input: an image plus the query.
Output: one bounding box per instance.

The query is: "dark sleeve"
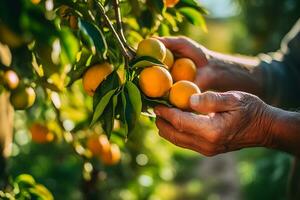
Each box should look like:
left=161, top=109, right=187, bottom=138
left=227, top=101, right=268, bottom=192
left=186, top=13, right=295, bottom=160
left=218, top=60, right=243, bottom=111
left=259, top=19, right=300, bottom=109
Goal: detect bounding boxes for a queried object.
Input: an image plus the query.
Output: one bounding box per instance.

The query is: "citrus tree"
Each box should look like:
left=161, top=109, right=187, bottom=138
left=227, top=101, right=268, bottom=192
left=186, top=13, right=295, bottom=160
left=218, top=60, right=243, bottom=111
left=0, top=0, right=207, bottom=198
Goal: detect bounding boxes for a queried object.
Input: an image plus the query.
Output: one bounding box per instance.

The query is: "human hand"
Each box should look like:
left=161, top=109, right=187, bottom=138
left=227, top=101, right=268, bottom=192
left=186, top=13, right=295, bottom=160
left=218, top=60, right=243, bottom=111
left=157, top=36, right=209, bottom=67
left=158, top=36, right=263, bottom=98
left=154, top=91, right=275, bottom=156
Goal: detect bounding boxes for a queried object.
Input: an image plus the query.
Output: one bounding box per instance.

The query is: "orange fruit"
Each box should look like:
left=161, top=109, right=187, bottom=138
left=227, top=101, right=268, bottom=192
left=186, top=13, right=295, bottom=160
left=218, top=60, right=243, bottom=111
left=31, top=0, right=41, bottom=4
left=136, top=38, right=166, bottom=62
left=82, top=63, right=114, bottom=96
left=164, top=0, right=180, bottom=8
left=102, top=144, right=121, bottom=165
left=163, top=48, right=174, bottom=69
left=171, top=58, right=196, bottom=82
left=139, top=66, right=173, bottom=98
left=169, top=80, right=200, bottom=110
left=10, top=87, right=36, bottom=110
left=87, top=134, right=111, bottom=157
left=30, top=123, right=54, bottom=143
left=2, top=70, right=19, bottom=90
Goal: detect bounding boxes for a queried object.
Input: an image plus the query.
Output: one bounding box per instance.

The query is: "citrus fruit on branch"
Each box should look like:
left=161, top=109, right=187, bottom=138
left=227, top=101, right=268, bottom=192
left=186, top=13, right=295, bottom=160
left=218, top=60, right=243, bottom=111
left=163, top=48, right=174, bottom=69
left=171, top=58, right=196, bottom=82
left=10, top=86, right=36, bottom=110
left=139, top=66, right=173, bottom=98
left=82, top=62, right=114, bottom=96
left=136, top=38, right=167, bottom=62
left=169, top=80, right=200, bottom=110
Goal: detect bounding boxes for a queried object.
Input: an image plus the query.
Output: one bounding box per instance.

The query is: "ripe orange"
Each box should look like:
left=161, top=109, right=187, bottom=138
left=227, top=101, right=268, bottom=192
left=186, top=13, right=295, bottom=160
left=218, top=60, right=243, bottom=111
left=82, top=63, right=114, bottom=96
left=136, top=38, right=166, bottom=62
left=87, top=134, right=111, bottom=157
left=164, top=0, right=180, bottom=8
left=169, top=80, right=200, bottom=110
left=139, top=66, right=173, bottom=98
left=102, top=144, right=121, bottom=165
left=30, top=123, right=54, bottom=143
left=2, top=70, right=19, bottom=90
left=163, top=48, right=174, bottom=69
left=31, top=0, right=41, bottom=4
left=10, top=87, right=36, bottom=110
left=171, top=58, right=196, bottom=82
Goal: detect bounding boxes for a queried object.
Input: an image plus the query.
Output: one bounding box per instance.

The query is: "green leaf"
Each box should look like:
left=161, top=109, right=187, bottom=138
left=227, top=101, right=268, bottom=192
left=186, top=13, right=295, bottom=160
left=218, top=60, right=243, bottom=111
left=179, top=7, right=207, bottom=32
left=78, top=19, right=108, bottom=59
left=138, top=9, right=155, bottom=29
left=101, top=93, right=118, bottom=137
left=15, top=174, right=36, bottom=188
left=129, top=56, right=166, bottom=68
left=158, top=23, right=170, bottom=36
left=119, top=90, right=128, bottom=136
left=67, top=48, right=93, bottom=87
left=91, top=89, right=117, bottom=125
left=93, top=72, right=120, bottom=110
left=150, top=0, right=165, bottom=13
left=141, top=93, right=172, bottom=107
left=124, top=82, right=142, bottom=136
left=58, top=28, right=79, bottom=64
left=125, top=81, right=142, bottom=121
left=29, top=184, right=54, bottom=200
left=176, top=0, right=209, bottom=14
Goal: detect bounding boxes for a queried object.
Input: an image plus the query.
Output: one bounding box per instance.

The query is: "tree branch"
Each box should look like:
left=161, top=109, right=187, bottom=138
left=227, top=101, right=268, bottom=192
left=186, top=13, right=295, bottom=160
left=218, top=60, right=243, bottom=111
left=112, top=0, right=136, bottom=56
left=95, top=1, right=134, bottom=60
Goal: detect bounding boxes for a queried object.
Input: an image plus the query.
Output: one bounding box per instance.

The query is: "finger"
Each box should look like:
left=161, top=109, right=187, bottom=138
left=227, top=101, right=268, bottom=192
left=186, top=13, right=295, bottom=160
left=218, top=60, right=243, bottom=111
left=155, top=36, right=208, bottom=67
left=154, top=105, right=210, bottom=134
left=154, top=36, right=183, bottom=50
left=156, top=118, right=225, bottom=156
left=189, top=91, right=240, bottom=113
left=156, top=117, right=194, bottom=148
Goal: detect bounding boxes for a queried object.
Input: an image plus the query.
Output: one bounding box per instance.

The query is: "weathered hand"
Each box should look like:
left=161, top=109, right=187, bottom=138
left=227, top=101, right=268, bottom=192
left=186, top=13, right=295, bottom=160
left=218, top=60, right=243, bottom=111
left=158, top=36, right=264, bottom=98
left=154, top=91, right=275, bottom=156
left=157, top=36, right=208, bottom=67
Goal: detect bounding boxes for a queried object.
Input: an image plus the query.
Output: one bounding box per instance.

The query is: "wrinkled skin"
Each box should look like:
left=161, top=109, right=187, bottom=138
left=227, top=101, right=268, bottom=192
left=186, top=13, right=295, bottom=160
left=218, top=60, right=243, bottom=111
left=158, top=36, right=264, bottom=98
left=154, top=91, right=274, bottom=156
left=154, top=36, right=300, bottom=157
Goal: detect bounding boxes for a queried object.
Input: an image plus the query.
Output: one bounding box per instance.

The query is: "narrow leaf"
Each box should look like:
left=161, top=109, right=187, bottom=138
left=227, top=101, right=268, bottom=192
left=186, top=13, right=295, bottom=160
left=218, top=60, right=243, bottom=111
left=125, top=81, right=142, bottom=120
left=78, top=19, right=108, bottom=59
left=130, top=56, right=166, bottom=68
left=176, top=0, right=209, bottom=14
left=91, top=89, right=116, bottom=125
left=93, top=72, right=120, bottom=110
left=179, top=7, right=207, bottom=32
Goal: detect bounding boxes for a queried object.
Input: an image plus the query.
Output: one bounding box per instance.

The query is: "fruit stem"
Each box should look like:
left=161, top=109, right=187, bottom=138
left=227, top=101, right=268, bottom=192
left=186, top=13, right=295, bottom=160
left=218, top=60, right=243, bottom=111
left=112, top=0, right=136, bottom=56
left=95, top=1, right=134, bottom=61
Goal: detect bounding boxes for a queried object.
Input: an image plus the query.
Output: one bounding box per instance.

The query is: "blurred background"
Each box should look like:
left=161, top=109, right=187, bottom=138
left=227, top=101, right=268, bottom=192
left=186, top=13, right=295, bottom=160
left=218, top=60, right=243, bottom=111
left=6, top=0, right=300, bottom=199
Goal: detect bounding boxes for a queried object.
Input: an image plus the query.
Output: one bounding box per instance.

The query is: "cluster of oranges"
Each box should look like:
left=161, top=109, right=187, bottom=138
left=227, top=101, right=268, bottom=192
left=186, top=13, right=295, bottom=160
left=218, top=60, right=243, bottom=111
left=137, top=38, right=200, bottom=110
left=0, top=69, right=36, bottom=110
left=87, top=134, right=121, bottom=165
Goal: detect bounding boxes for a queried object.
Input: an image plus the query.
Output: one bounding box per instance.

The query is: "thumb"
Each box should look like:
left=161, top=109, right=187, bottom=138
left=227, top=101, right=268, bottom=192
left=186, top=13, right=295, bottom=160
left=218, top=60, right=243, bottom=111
left=189, top=91, right=239, bottom=113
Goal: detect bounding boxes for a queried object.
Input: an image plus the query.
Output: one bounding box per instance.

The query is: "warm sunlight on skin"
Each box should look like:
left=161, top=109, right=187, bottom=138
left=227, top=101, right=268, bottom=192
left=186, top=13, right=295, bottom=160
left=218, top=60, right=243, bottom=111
left=206, top=49, right=260, bottom=69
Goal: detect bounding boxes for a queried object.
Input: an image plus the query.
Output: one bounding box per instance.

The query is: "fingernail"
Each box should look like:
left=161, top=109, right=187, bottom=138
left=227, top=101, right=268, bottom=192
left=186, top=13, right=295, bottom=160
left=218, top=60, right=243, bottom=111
left=190, top=95, right=199, bottom=107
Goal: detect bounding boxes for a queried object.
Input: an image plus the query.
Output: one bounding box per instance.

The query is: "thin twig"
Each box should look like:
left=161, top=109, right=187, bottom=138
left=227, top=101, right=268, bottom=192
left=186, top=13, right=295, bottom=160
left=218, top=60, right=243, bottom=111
left=95, top=1, right=133, bottom=60
left=112, top=0, right=136, bottom=56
